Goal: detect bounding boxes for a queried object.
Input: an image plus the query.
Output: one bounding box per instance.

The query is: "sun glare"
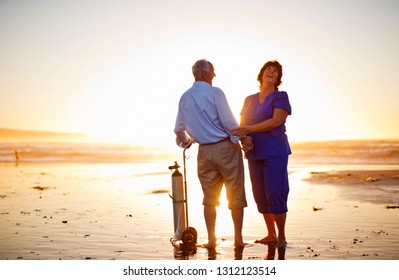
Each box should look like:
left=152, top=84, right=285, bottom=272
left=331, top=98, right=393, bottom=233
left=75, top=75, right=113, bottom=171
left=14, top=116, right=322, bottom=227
left=70, top=31, right=344, bottom=145
left=72, top=33, right=259, bottom=145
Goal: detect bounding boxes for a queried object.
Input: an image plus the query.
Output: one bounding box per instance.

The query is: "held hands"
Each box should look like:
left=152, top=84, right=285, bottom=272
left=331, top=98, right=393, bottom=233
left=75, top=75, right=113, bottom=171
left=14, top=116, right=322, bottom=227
left=239, top=136, right=253, bottom=153
left=232, top=126, right=254, bottom=152
left=231, top=125, right=252, bottom=137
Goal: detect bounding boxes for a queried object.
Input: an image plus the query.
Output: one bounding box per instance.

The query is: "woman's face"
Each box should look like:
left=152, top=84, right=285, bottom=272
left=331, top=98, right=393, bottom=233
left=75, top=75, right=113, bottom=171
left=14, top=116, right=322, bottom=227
left=261, top=66, right=279, bottom=86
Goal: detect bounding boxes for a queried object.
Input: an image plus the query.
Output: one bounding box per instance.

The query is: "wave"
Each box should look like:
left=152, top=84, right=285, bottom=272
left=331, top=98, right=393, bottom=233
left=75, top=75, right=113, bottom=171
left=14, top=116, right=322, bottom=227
left=1, top=139, right=398, bottom=165
left=0, top=142, right=177, bottom=163
left=289, top=139, right=399, bottom=165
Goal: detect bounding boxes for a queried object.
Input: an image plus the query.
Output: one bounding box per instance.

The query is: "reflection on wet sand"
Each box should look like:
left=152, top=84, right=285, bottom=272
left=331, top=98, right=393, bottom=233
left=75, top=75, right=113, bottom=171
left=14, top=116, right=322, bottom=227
left=206, top=248, right=217, bottom=260
left=173, top=245, right=245, bottom=260
left=173, top=243, right=286, bottom=260
left=173, top=244, right=197, bottom=260
left=234, top=246, right=244, bottom=260
left=265, top=243, right=286, bottom=260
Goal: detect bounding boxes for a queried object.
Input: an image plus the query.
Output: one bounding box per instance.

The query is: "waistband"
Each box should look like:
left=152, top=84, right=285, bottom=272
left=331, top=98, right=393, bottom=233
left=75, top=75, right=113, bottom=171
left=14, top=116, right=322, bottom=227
left=199, top=137, right=231, bottom=146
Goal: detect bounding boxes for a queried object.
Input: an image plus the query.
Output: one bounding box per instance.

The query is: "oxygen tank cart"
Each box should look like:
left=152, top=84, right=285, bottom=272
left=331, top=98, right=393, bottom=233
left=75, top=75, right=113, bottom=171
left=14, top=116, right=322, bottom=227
left=168, top=146, right=197, bottom=247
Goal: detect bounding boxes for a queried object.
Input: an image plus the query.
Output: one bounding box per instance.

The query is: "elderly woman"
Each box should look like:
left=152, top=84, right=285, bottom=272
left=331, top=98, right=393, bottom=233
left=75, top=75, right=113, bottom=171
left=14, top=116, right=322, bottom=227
left=232, top=60, right=292, bottom=248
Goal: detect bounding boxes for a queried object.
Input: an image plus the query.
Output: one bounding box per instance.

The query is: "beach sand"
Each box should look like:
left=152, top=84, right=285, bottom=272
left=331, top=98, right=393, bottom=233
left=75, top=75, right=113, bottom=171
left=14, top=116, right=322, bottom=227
left=1, top=162, right=398, bottom=260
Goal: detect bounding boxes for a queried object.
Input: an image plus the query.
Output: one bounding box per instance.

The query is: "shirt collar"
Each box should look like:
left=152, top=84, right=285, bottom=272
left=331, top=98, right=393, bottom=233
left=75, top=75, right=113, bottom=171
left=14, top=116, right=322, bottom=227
left=193, top=81, right=211, bottom=87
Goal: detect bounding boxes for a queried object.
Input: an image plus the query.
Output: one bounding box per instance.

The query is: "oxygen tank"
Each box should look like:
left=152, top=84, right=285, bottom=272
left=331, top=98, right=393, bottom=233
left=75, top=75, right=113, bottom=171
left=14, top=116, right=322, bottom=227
left=169, top=162, right=187, bottom=240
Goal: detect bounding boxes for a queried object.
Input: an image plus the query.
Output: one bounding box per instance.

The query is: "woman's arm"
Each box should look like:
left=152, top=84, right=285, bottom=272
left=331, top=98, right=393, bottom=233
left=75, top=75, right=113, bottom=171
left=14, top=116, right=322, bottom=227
left=232, top=108, right=289, bottom=136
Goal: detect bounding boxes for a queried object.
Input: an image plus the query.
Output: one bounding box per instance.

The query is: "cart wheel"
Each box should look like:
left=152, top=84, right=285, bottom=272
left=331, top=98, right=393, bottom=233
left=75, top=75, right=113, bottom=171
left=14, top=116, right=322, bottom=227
left=182, top=227, right=197, bottom=246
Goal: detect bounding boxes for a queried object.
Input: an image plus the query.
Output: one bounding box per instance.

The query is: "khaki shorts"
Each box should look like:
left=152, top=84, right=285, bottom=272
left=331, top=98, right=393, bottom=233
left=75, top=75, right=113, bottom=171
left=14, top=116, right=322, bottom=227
left=197, top=140, right=247, bottom=210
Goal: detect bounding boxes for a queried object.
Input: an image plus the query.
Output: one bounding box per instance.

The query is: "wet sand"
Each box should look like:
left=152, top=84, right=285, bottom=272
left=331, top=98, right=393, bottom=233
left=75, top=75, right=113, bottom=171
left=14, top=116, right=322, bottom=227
left=0, top=162, right=398, bottom=260
left=304, top=168, right=399, bottom=206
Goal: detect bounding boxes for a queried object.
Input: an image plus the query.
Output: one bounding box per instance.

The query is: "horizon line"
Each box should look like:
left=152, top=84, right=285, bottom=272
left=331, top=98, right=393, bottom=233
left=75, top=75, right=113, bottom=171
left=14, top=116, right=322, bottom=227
left=1, top=127, right=398, bottom=146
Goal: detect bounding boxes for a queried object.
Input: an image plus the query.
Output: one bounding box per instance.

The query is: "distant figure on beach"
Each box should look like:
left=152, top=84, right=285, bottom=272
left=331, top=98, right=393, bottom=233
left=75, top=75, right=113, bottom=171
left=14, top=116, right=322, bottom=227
left=174, top=59, right=253, bottom=249
left=14, top=150, right=20, bottom=162
left=232, top=60, right=292, bottom=248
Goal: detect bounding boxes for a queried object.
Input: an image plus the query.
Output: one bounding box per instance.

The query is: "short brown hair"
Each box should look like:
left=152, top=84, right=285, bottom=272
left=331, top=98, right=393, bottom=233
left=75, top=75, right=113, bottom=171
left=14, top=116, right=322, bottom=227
left=257, top=60, right=283, bottom=90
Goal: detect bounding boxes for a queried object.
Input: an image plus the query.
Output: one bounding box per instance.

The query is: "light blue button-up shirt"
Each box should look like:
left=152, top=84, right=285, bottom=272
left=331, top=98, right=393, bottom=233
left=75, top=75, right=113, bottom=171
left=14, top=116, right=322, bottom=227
left=174, top=81, right=240, bottom=147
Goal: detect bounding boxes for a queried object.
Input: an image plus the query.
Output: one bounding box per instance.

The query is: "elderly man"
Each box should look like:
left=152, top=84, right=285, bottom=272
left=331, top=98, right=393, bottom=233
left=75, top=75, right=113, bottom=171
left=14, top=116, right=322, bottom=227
left=174, top=59, right=252, bottom=248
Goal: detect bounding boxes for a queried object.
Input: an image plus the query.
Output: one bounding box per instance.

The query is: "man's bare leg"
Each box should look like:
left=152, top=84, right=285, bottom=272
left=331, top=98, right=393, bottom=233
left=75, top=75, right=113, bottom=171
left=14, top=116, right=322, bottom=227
left=204, top=205, right=217, bottom=248
left=231, top=208, right=245, bottom=247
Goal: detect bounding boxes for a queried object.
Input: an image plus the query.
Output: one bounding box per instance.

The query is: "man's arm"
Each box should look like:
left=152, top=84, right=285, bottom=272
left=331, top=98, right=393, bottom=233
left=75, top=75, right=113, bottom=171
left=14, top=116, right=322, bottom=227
left=213, top=90, right=241, bottom=143
left=174, top=130, right=192, bottom=148
left=174, top=102, right=192, bottom=148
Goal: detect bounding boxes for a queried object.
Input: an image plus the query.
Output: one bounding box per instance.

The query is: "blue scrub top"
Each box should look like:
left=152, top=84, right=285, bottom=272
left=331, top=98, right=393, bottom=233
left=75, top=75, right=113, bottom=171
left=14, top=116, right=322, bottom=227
left=240, top=91, right=292, bottom=159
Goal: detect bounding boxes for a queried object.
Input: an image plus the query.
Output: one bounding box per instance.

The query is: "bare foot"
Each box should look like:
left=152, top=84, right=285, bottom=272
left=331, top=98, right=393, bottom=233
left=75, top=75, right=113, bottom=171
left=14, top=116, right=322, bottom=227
left=275, top=240, right=287, bottom=248
left=234, top=240, right=248, bottom=248
left=203, top=240, right=217, bottom=249
left=234, top=235, right=246, bottom=248
left=255, top=236, right=277, bottom=244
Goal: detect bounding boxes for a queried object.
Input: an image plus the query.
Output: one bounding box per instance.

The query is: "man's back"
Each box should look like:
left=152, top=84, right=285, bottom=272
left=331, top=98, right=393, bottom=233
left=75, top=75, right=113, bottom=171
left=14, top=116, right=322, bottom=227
left=175, top=81, right=239, bottom=145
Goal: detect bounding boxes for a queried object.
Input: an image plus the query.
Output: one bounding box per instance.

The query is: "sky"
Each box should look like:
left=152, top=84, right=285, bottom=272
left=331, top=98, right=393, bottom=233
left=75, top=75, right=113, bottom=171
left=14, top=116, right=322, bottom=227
left=0, top=0, right=398, bottom=147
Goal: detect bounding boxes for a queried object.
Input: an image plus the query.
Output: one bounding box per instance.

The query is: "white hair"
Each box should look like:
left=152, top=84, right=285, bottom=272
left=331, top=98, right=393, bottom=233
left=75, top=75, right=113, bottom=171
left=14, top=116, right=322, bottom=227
left=192, top=59, right=213, bottom=78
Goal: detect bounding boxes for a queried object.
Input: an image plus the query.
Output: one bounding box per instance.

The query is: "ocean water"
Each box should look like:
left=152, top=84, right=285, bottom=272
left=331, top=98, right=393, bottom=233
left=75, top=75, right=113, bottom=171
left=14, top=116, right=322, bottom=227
left=289, top=140, right=399, bottom=165
left=1, top=139, right=398, bottom=165
left=0, top=142, right=176, bottom=163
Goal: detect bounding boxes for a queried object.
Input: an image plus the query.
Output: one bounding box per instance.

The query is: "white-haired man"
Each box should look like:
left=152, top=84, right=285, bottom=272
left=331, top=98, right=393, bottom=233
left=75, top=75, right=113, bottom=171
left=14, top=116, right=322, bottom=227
left=174, top=59, right=253, bottom=248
